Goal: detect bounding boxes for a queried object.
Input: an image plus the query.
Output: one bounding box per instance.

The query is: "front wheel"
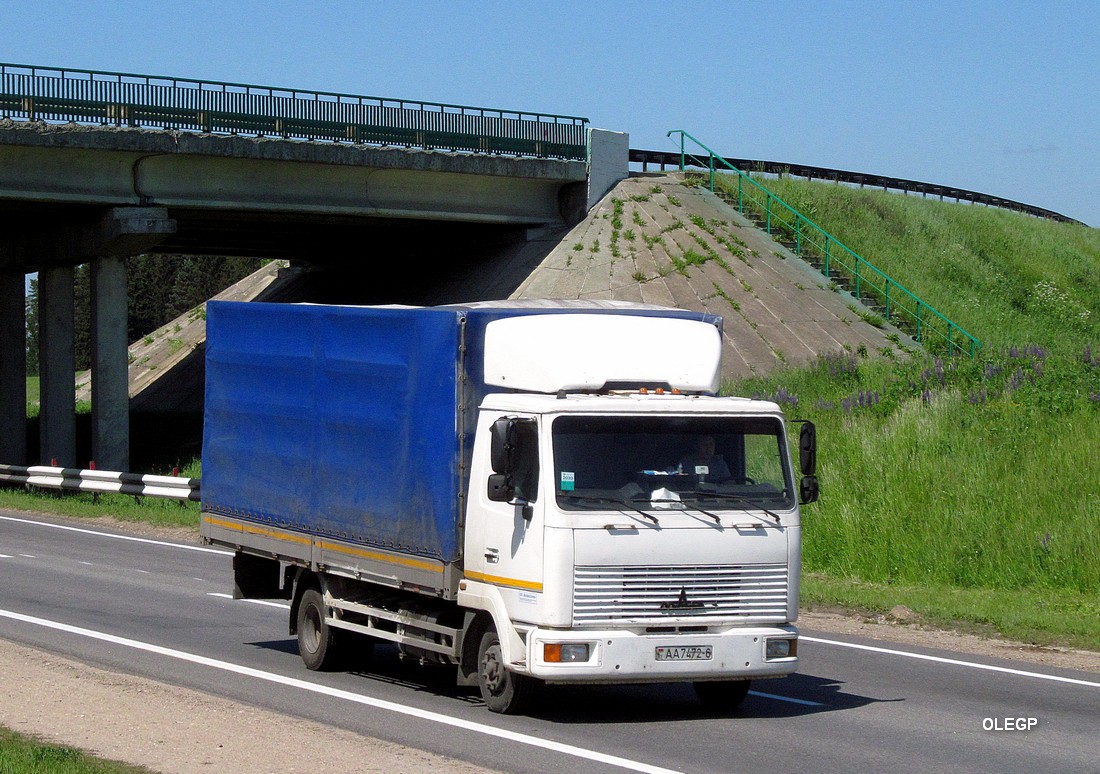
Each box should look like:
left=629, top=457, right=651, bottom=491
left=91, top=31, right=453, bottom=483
left=693, top=679, right=751, bottom=713
left=477, top=627, right=535, bottom=714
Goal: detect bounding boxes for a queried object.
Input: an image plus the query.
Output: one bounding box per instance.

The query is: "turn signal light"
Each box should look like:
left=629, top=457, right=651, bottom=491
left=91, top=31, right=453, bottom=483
left=543, top=643, right=591, bottom=663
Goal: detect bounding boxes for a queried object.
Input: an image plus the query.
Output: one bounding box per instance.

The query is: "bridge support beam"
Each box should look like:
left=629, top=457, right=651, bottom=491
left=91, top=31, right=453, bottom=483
left=0, top=271, right=27, bottom=465
left=39, top=265, right=76, bottom=467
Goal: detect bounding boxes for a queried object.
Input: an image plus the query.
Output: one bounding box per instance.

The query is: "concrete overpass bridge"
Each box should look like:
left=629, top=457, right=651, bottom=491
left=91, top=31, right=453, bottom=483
left=0, top=63, right=629, bottom=470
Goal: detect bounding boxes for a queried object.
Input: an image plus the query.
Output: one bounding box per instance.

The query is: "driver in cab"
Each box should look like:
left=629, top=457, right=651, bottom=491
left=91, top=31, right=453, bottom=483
left=676, top=435, right=730, bottom=482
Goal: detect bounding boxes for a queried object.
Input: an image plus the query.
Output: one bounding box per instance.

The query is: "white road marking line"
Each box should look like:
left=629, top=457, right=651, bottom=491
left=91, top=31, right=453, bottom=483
left=748, top=690, right=825, bottom=707
left=801, top=635, right=1100, bottom=689
left=208, top=592, right=290, bottom=609
left=0, top=607, right=685, bottom=774
left=20, top=554, right=35, bottom=559
left=0, top=554, right=11, bottom=559
left=0, top=515, right=232, bottom=555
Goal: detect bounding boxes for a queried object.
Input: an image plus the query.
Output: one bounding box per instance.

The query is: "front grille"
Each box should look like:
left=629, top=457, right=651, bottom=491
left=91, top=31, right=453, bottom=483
left=573, top=563, right=789, bottom=625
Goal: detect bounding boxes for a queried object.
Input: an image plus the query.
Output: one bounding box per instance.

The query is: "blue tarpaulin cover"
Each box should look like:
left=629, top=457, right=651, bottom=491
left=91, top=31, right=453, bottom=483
left=202, top=302, right=465, bottom=561
left=202, top=301, right=722, bottom=564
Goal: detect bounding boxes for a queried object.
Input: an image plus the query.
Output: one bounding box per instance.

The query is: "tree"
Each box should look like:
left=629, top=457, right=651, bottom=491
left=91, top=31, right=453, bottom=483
left=127, top=254, right=182, bottom=342
left=25, top=276, right=39, bottom=377
left=73, top=264, right=91, bottom=371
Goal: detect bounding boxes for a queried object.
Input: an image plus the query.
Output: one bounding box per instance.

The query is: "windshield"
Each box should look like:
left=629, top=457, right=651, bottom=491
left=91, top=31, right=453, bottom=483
left=552, top=414, right=794, bottom=512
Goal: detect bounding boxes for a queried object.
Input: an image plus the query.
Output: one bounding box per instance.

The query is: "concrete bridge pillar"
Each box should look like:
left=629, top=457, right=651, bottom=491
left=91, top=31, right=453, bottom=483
left=6, top=207, right=174, bottom=471
left=90, top=255, right=130, bottom=471
left=83, top=208, right=175, bottom=471
left=0, top=271, right=27, bottom=465
left=38, top=264, right=76, bottom=467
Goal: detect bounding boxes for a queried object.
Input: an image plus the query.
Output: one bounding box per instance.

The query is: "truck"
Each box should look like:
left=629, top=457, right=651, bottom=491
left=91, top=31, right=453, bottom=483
left=199, top=299, right=818, bottom=714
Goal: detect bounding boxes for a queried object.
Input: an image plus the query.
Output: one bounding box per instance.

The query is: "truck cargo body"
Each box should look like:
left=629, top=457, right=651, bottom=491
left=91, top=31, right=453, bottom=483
left=200, top=300, right=814, bottom=714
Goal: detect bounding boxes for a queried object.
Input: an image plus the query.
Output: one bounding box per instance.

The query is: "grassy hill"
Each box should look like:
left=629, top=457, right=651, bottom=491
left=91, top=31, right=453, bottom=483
left=719, top=173, right=1100, bottom=648
left=750, top=175, right=1100, bottom=348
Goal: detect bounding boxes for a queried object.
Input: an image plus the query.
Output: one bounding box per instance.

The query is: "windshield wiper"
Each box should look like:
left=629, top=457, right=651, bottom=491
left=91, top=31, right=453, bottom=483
left=637, top=495, right=722, bottom=525
left=686, top=491, right=784, bottom=524
left=558, top=493, right=660, bottom=525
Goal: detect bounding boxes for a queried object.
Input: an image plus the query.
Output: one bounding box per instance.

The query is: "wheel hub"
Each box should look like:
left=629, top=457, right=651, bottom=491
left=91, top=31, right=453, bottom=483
left=480, top=643, right=506, bottom=696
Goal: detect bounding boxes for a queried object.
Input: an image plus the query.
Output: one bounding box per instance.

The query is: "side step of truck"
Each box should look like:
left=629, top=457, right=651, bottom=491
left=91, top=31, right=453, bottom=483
left=324, top=592, right=462, bottom=661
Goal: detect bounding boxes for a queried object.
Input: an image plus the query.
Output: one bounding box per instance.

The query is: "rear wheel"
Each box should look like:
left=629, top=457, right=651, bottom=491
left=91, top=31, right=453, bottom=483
left=297, top=588, right=344, bottom=671
left=477, top=627, right=535, bottom=714
left=693, top=679, right=751, bottom=712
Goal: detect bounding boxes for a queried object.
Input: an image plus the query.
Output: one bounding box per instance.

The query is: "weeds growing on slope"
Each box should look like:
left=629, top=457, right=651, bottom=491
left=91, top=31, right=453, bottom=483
left=735, top=174, right=1100, bottom=351
left=729, top=344, right=1100, bottom=600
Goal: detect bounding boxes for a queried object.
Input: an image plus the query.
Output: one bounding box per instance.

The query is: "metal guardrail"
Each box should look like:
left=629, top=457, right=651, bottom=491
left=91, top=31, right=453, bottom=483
left=630, top=148, right=1085, bottom=226
left=666, top=130, right=981, bottom=357
left=0, top=463, right=200, bottom=502
left=0, top=62, right=589, bottom=161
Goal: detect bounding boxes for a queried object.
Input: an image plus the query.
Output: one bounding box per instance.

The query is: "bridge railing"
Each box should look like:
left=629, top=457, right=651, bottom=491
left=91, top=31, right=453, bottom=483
left=0, top=62, right=589, bottom=161
left=667, top=130, right=981, bottom=357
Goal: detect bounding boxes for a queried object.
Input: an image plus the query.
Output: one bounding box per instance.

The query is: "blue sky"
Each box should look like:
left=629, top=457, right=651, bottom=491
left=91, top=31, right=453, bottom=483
left=2, top=0, right=1097, bottom=226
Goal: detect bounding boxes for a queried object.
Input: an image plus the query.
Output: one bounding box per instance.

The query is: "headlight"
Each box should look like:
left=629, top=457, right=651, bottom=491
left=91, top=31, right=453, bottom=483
left=766, top=638, right=796, bottom=660
left=543, top=642, right=591, bottom=663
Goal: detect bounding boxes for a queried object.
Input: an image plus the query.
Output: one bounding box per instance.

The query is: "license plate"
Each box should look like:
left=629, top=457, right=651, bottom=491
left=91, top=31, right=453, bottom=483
left=655, top=645, right=713, bottom=661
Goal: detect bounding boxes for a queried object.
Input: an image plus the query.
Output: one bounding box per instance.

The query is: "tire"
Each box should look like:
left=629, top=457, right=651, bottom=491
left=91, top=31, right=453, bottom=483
left=297, top=588, right=344, bottom=671
left=477, top=627, right=535, bottom=714
left=693, top=679, right=751, bottom=712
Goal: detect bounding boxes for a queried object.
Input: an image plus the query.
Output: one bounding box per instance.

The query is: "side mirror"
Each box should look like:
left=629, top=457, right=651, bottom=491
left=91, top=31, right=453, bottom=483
left=490, top=417, right=513, bottom=475
left=799, top=475, right=819, bottom=504
left=487, top=416, right=539, bottom=508
left=799, top=421, right=817, bottom=476
left=487, top=472, right=512, bottom=502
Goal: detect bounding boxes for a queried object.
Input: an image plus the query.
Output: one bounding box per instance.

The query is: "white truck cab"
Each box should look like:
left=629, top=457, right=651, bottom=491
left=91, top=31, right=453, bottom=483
left=457, top=313, right=815, bottom=712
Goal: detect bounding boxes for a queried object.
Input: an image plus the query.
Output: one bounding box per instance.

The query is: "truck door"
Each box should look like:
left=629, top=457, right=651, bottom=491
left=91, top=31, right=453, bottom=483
left=465, top=415, right=545, bottom=607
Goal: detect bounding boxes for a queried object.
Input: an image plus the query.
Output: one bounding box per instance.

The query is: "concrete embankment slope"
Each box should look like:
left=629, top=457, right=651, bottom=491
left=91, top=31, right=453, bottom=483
left=75, top=259, right=303, bottom=412
left=511, top=173, right=907, bottom=383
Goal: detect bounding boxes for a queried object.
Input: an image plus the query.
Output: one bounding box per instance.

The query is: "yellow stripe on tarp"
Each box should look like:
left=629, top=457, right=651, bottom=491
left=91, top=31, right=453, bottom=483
left=204, top=515, right=443, bottom=574
left=464, top=570, right=543, bottom=592
left=203, top=515, right=312, bottom=546
left=317, top=541, right=443, bottom=574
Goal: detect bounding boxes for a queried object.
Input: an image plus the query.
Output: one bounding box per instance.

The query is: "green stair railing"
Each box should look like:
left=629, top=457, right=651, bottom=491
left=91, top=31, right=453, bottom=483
left=668, top=130, right=981, bottom=357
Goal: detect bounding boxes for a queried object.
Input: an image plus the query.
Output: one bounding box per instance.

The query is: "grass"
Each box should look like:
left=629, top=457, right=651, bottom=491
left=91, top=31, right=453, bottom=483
left=712, top=175, right=1100, bottom=650
left=706, top=171, right=1100, bottom=355
left=25, top=376, right=39, bottom=408
left=803, top=574, right=1100, bottom=652
left=0, top=457, right=202, bottom=530
left=0, top=488, right=200, bottom=529
left=0, top=727, right=151, bottom=773
left=724, top=172, right=1100, bottom=347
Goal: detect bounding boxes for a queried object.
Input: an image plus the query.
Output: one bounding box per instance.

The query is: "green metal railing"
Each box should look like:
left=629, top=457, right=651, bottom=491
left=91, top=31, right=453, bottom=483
left=668, top=130, right=980, bottom=357
left=0, top=62, right=589, bottom=161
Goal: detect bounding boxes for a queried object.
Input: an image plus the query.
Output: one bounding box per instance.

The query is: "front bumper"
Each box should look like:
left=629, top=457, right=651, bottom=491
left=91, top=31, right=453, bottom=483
left=525, top=624, right=798, bottom=684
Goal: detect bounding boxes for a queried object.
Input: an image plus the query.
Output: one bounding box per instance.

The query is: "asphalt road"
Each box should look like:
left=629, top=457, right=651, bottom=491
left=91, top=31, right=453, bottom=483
left=1, top=511, right=1097, bottom=773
